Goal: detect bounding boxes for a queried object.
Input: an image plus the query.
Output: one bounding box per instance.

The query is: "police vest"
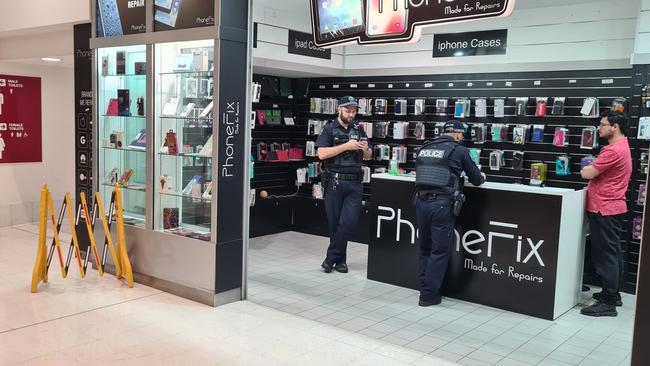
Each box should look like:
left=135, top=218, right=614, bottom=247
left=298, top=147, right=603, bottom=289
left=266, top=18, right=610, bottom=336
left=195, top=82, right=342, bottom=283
left=415, top=138, right=459, bottom=194
left=324, top=123, right=364, bottom=173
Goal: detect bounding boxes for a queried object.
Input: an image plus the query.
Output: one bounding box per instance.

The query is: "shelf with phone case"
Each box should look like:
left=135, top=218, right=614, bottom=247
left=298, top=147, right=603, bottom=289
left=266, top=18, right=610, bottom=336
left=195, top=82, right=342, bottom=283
left=97, top=45, right=148, bottom=225
left=154, top=40, right=214, bottom=240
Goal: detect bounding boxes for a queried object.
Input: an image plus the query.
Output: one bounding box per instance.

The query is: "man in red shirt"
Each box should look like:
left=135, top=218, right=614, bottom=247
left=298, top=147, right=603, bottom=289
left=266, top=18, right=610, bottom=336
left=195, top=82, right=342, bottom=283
left=580, top=111, right=632, bottom=317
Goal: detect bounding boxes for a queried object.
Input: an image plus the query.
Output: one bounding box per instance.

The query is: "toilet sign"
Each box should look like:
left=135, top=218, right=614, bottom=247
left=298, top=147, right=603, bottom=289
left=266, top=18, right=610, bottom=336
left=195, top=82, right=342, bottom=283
left=0, top=74, right=42, bottom=163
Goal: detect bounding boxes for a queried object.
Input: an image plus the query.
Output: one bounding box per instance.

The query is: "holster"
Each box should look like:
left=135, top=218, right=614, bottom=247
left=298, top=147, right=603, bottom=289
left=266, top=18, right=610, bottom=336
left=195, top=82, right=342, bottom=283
left=453, top=192, right=466, bottom=216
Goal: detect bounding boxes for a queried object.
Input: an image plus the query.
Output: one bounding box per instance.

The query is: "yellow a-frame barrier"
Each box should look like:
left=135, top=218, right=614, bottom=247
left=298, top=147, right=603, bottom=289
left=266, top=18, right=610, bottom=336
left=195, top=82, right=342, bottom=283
left=31, top=184, right=133, bottom=292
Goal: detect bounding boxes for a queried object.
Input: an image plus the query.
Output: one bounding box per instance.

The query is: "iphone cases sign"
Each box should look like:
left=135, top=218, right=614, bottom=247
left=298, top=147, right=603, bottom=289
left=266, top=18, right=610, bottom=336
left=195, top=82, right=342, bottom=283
left=311, top=0, right=515, bottom=48
left=0, top=75, right=42, bottom=164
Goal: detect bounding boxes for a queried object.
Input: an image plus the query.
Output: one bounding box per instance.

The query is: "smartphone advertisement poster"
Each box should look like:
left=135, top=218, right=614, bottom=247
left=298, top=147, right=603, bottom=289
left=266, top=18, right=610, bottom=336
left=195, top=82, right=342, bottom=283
left=310, top=0, right=515, bottom=48
left=0, top=75, right=42, bottom=163
left=154, top=0, right=215, bottom=31
left=96, top=0, right=146, bottom=37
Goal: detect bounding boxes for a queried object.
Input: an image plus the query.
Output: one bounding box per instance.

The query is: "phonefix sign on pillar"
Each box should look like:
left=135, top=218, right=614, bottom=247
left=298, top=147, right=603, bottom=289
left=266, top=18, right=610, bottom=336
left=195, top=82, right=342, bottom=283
left=0, top=75, right=42, bottom=163
left=310, top=0, right=516, bottom=48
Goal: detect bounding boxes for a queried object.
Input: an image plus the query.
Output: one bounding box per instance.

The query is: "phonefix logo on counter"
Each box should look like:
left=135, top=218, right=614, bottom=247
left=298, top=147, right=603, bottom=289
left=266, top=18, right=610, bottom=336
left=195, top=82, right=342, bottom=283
left=310, top=0, right=516, bottom=48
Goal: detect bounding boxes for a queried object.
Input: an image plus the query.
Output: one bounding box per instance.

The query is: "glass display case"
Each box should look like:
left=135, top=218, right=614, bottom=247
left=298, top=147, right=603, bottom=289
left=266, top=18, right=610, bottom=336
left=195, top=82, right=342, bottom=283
left=96, top=45, right=148, bottom=226
left=154, top=40, right=214, bottom=241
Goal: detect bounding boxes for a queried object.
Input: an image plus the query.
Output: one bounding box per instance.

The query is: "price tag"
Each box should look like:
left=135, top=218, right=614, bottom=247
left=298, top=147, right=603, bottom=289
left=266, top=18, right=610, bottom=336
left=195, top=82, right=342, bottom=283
left=448, top=83, right=454, bottom=87
left=424, top=83, right=433, bottom=88
left=534, top=81, right=541, bottom=86
left=388, top=84, right=394, bottom=88
left=602, top=79, right=614, bottom=85
left=405, top=83, right=410, bottom=88
left=272, top=104, right=278, bottom=108
left=319, top=85, right=326, bottom=89
left=467, top=82, right=473, bottom=87
left=505, top=81, right=512, bottom=87
left=368, top=83, right=376, bottom=88
left=486, top=82, right=493, bottom=86
left=350, top=84, right=358, bottom=88
left=333, top=84, right=339, bottom=89
left=569, top=80, right=577, bottom=84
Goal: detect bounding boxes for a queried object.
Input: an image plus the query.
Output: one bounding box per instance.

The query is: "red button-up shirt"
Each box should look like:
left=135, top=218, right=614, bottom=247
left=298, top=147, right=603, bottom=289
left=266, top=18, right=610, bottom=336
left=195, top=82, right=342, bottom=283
left=586, top=137, right=632, bottom=216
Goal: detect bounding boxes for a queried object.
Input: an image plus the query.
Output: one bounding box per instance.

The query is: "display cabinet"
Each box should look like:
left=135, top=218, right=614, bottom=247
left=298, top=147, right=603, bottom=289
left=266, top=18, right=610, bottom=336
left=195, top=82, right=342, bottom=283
left=154, top=40, right=214, bottom=241
left=96, top=45, right=148, bottom=227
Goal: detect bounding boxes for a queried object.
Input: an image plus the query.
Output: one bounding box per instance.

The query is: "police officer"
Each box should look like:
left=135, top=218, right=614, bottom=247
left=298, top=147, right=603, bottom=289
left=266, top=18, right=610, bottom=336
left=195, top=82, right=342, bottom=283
left=415, top=120, right=485, bottom=306
left=316, top=96, right=372, bottom=273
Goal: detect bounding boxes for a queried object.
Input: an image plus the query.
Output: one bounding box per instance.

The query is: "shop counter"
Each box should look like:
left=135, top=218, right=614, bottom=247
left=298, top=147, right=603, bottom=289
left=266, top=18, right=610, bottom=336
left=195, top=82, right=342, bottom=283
left=369, top=173, right=586, bottom=320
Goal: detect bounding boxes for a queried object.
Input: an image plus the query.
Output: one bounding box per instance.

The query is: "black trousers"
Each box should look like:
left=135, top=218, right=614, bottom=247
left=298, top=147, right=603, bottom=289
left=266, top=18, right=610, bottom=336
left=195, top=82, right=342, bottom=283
left=415, top=197, right=455, bottom=302
left=323, top=179, right=363, bottom=265
left=587, top=212, right=625, bottom=299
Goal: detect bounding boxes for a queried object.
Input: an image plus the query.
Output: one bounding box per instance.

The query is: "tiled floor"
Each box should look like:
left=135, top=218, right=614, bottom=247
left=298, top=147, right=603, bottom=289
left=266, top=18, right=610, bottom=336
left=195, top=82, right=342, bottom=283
left=248, top=231, right=636, bottom=366
left=0, top=225, right=455, bottom=366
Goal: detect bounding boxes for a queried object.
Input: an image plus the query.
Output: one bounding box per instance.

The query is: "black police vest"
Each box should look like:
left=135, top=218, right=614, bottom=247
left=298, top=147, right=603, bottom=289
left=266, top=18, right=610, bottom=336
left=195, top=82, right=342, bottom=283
left=415, top=138, right=459, bottom=194
left=324, top=123, right=363, bottom=173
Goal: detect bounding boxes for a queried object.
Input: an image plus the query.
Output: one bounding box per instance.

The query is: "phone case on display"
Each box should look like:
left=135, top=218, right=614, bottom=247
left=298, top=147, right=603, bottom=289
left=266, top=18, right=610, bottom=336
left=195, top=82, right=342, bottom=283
left=414, top=122, right=425, bottom=140
left=256, top=110, right=267, bottom=125
left=106, top=98, right=119, bottom=116
left=165, top=130, right=178, bottom=155
left=512, top=151, right=525, bottom=171
left=414, top=99, right=425, bottom=115
left=611, top=98, right=627, bottom=113
left=289, top=148, right=303, bottom=160
left=551, top=97, right=566, bottom=115
left=276, top=150, right=289, bottom=161
left=530, top=163, right=547, bottom=186
left=394, top=99, right=407, bottom=115
left=531, top=125, right=545, bottom=143
left=469, top=148, right=481, bottom=167
left=581, top=127, right=597, bottom=149
left=257, top=142, right=268, bottom=161
left=515, top=97, right=528, bottom=116
left=633, top=216, right=643, bottom=239
left=535, top=98, right=547, bottom=117
left=489, top=150, right=502, bottom=171
left=433, top=122, right=446, bottom=137
left=638, top=184, right=646, bottom=206
left=513, top=126, right=526, bottom=145
left=436, top=99, right=448, bottom=116
left=553, top=128, right=568, bottom=147
left=475, top=98, right=487, bottom=118
left=494, top=99, right=505, bottom=118
left=555, top=156, right=571, bottom=176
left=581, top=156, right=595, bottom=170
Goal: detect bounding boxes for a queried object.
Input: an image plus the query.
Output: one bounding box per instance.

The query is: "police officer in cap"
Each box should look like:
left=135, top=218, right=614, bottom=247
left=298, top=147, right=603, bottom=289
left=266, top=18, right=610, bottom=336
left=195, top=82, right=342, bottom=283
left=415, top=120, right=485, bottom=306
left=316, top=96, right=372, bottom=273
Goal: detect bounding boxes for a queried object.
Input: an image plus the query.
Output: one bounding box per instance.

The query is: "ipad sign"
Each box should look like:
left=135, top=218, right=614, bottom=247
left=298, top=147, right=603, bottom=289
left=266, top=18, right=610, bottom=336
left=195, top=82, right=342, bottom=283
left=310, top=0, right=516, bottom=48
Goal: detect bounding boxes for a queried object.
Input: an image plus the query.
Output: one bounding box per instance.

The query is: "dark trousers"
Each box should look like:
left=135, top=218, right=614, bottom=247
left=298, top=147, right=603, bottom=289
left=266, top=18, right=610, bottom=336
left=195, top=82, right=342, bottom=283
left=587, top=212, right=624, bottom=301
left=416, top=198, right=455, bottom=302
left=323, top=179, right=362, bottom=265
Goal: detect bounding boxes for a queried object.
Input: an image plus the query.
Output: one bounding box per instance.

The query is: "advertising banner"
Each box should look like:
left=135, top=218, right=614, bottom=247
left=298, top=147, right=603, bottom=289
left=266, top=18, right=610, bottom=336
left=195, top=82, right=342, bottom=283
left=0, top=75, right=42, bottom=164
left=74, top=24, right=94, bottom=207
left=154, top=0, right=215, bottom=31
left=96, top=0, right=146, bottom=37
left=433, top=29, right=507, bottom=58
left=310, top=0, right=516, bottom=48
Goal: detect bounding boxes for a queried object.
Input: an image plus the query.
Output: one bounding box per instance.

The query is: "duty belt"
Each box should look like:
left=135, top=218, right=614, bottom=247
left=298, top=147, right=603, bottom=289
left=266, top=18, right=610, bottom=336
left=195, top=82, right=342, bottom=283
left=416, top=190, right=453, bottom=201
left=331, top=172, right=362, bottom=181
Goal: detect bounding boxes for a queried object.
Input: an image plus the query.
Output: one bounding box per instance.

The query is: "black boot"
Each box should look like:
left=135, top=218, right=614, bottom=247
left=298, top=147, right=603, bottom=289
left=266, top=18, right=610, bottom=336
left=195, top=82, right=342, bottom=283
left=593, top=291, right=623, bottom=306
left=321, top=260, right=333, bottom=273
left=581, top=301, right=617, bottom=317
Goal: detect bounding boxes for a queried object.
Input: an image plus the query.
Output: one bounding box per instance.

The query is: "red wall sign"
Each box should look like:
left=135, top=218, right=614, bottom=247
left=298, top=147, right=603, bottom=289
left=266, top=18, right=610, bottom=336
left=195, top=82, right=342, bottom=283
left=0, top=75, right=42, bottom=163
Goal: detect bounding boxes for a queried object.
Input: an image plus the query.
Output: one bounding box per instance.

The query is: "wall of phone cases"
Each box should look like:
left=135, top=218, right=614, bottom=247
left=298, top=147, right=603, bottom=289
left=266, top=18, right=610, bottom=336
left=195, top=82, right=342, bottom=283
left=301, top=68, right=643, bottom=293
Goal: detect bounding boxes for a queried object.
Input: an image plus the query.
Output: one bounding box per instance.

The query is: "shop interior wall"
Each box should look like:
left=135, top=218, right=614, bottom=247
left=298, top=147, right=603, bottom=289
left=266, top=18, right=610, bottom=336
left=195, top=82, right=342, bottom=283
left=0, top=0, right=88, bottom=35
left=0, top=62, right=75, bottom=227
left=633, top=0, right=650, bottom=64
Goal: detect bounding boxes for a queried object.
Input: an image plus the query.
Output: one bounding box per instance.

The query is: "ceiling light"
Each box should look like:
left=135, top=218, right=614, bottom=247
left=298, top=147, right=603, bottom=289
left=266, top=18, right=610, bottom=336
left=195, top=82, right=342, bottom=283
left=41, top=57, right=61, bottom=62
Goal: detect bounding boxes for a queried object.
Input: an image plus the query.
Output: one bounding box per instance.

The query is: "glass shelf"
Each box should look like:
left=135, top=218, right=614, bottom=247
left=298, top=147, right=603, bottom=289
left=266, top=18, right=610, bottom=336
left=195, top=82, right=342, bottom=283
left=160, top=116, right=213, bottom=121
left=102, top=74, right=147, bottom=78
left=102, top=115, right=146, bottom=119
left=103, top=146, right=146, bottom=153
left=159, top=71, right=213, bottom=76
left=102, top=183, right=146, bottom=192
left=159, top=152, right=212, bottom=159
left=160, top=190, right=212, bottom=203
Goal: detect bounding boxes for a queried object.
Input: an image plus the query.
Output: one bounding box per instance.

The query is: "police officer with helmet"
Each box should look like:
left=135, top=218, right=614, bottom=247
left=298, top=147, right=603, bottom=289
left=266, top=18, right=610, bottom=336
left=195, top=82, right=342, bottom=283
left=316, top=96, right=372, bottom=273
left=415, top=120, right=485, bottom=306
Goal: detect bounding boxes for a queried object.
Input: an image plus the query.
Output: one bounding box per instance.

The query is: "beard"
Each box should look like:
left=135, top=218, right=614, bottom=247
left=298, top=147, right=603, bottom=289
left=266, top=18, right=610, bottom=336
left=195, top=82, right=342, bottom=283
left=339, top=114, right=354, bottom=124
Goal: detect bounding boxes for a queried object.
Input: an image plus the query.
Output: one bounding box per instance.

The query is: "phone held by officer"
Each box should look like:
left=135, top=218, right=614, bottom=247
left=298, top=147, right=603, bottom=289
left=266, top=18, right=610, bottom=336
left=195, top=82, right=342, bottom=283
left=414, top=120, right=485, bottom=307
left=315, top=96, right=372, bottom=274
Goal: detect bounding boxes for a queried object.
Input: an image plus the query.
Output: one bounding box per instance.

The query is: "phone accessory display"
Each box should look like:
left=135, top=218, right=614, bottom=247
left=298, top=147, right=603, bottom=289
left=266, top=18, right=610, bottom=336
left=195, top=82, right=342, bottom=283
left=393, top=122, right=408, bottom=140
left=362, top=166, right=371, bottom=183
left=116, top=51, right=126, bottom=75
left=358, top=122, right=373, bottom=138
left=266, top=110, right=282, bottom=125
left=530, top=163, right=548, bottom=186
left=433, top=122, right=446, bottom=137
left=633, top=216, right=642, bottom=240
left=494, top=98, right=505, bottom=118
left=283, top=111, right=295, bottom=125
left=165, top=130, right=178, bottom=155
left=641, top=152, right=649, bottom=175
left=374, top=99, right=388, bottom=115
left=109, top=130, right=124, bottom=148
left=256, top=110, right=267, bottom=125
left=512, top=151, right=525, bottom=171
left=251, top=82, right=261, bottom=103
left=119, top=169, right=134, bottom=187
left=128, top=129, right=146, bottom=150
left=469, top=148, right=481, bottom=168
left=638, top=184, right=646, bottom=206
left=489, top=150, right=504, bottom=171
left=202, top=181, right=213, bottom=200
left=310, top=97, right=322, bottom=113
left=551, top=97, right=566, bottom=115
left=374, top=122, right=390, bottom=138
left=553, top=127, right=569, bottom=147
left=414, top=122, right=425, bottom=140
left=531, top=125, right=545, bottom=143
left=307, top=162, right=321, bottom=178
left=159, top=174, right=173, bottom=193
left=106, top=98, right=119, bottom=116
left=512, top=125, right=527, bottom=145
left=185, top=78, right=198, bottom=98
left=310, top=98, right=337, bottom=114
left=611, top=98, right=627, bottom=113
left=535, top=97, right=547, bottom=117
left=137, top=96, right=145, bottom=116
left=580, top=126, right=598, bottom=149
left=104, top=167, right=119, bottom=185
left=555, top=155, right=571, bottom=176
left=580, top=97, right=599, bottom=117
left=490, top=124, right=508, bottom=142
left=373, top=144, right=391, bottom=161
left=394, top=99, right=408, bottom=116
left=471, top=124, right=486, bottom=144
left=454, top=99, right=470, bottom=118
left=474, top=98, right=487, bottom=118
left=308, top=119, right=327, bottom=135
left=638, top=117, right=650, bottom=140
left=162, top=97, right=180, bottom=116
left=644, top=86, right=650, bottom=110
left=414, top=99, right=426, bottom=115
left=581, top=155, right=595, bottom=170
left=392, top=146, right=408, bottom=163
left=515, top=97, right=529, bottom=116
left=117, top=89, right=130, bottom=116
left=182, top=175, right=204, bottom=198
left=358, top=98, right=371, bottom=115
left=198, top=135, right=212, bottom=157
left=312, top=183, right=323, bottom=199
left=436, top=99, right=448, bottom=116
left=305, top=141, right=317, bottom=157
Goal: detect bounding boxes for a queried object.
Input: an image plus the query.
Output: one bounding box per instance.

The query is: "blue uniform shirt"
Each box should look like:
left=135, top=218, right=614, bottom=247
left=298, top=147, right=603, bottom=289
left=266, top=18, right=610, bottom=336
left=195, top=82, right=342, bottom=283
left=418, top=135, right=484, bottom=193
left=315, top=120, right=370, bottom=174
